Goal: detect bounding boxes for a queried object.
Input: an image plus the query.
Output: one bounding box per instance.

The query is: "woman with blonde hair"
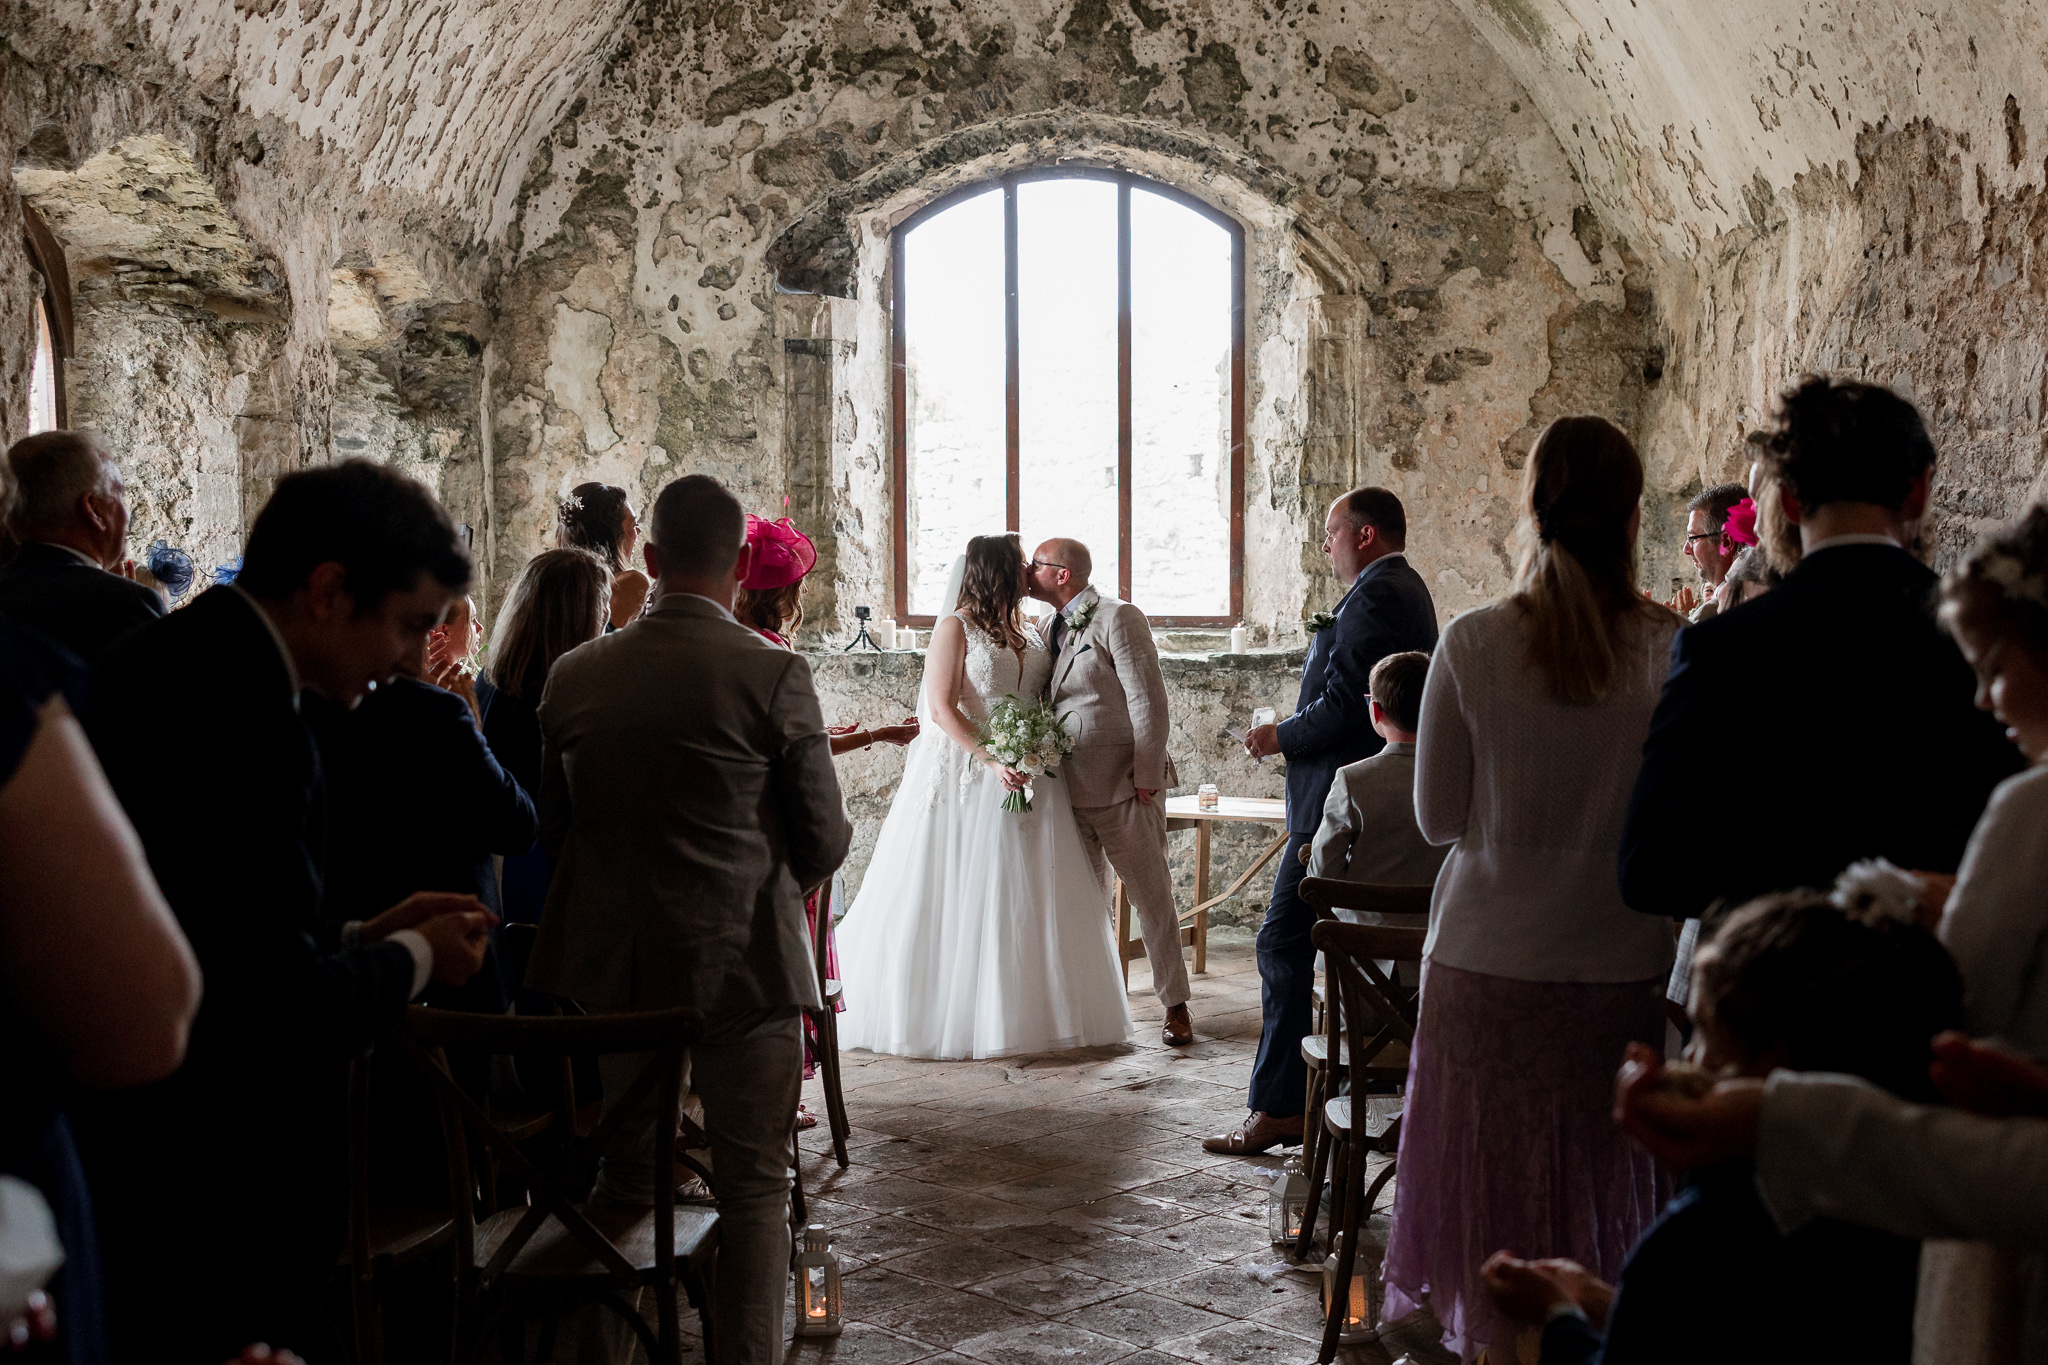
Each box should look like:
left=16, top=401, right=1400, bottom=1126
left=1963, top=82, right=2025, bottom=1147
left=1382, top=416, right=1681, bottom=1362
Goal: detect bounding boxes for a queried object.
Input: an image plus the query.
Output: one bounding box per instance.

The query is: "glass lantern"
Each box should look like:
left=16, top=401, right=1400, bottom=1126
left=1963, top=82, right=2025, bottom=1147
left=793, top=1224, right=843, bottom=1337
left=1267, top=1155, right=1310, bottom=1249
left=1321, top=1251, right=1373, bottom=1345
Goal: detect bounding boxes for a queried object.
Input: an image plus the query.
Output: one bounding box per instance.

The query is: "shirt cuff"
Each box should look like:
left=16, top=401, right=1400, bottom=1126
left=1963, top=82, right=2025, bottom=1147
left=389, top=929, right=434, bottom=998
left=1544, top=1301, right=1589, bottom=1325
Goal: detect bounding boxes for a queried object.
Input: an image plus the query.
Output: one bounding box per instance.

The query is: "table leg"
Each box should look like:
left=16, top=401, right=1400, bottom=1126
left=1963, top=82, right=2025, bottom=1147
left=1194, top=823, right=1211, bottom=976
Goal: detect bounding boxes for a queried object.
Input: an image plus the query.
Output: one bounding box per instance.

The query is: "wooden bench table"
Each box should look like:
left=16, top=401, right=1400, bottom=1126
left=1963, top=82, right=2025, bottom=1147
left=1114, top=794, right=1290, bottom=988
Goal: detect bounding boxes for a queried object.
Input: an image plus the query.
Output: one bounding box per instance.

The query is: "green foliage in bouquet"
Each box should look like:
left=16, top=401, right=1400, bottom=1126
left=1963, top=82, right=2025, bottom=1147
left=978, top=695, right=1077, bottom=813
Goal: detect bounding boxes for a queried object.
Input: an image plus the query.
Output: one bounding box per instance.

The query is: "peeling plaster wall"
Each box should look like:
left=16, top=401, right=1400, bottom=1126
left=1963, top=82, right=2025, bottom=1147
left=490, top=0, right=1659, bottom=635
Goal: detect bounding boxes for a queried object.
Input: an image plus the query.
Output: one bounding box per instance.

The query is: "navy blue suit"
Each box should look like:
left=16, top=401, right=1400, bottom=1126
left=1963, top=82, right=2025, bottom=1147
left=1621, top=543, right=2018, bottom=919
left=1250, top=554, right=1438, bottom=1117
left=0, top=541, right=163, bottom=665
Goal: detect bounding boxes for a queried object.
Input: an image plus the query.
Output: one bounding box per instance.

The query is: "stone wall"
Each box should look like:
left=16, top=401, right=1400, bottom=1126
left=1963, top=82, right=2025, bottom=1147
left=811, top=644, right=1305, bottom=927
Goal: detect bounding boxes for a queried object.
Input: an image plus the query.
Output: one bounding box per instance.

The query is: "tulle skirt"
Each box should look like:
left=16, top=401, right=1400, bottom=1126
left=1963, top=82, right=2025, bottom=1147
left=1382, top=959, right=1673, bottom=1362
left=835, top=733, right=1133, bottom=1060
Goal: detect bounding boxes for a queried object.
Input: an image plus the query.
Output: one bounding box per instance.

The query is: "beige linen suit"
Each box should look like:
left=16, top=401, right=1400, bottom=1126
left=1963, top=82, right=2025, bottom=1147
left=1049, top=586, right=1189, bottom=1007
left=1305, top=743, right=1449, bottom=889
left=528, top=592, right=851, bottom=1365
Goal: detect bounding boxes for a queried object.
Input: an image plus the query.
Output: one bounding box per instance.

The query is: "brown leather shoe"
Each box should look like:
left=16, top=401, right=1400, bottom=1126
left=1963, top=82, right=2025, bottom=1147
left=1201, top=1110, right=1304, bottom=1155
left=1162, top=1004, right=1194, bottom=1047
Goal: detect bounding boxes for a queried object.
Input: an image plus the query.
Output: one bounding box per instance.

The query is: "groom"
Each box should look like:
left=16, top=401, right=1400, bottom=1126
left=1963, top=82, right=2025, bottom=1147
left=1027, top=538, right=1194, bottom=1047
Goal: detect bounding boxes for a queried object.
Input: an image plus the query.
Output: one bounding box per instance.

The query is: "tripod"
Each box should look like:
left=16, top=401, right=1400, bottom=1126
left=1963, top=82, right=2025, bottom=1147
left=844, top=618, right=882, bottom=652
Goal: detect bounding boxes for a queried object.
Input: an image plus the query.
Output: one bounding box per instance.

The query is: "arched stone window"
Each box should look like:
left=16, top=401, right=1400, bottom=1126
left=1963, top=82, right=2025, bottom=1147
left=891, top=169, right=1244, bottom=626
left=22, top=204, right=71, bottom=434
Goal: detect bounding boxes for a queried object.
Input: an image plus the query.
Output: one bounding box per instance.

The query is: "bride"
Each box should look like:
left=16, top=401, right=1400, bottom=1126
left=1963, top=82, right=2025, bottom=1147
left=835, top=533, right=1132, bottom=1059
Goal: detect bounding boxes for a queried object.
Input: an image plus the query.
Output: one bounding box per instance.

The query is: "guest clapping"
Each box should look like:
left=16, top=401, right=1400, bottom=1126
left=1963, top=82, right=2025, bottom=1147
left=1385, top=417, right=1680, bottom=1362
left=1674, top=481, right=1746, bottom=621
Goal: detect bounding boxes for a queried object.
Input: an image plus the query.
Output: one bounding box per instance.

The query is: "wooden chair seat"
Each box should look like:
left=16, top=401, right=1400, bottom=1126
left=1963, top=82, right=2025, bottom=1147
left=1323, top=1095, right=1351, bottom=1135
left=476, top=1205, right=719, bottom=1282
left=343, top=1203, right=451, bottom=1271
left=823, top=978, right=843, bottom=1006
left=1304, top=1033, right=1410, bottom=1071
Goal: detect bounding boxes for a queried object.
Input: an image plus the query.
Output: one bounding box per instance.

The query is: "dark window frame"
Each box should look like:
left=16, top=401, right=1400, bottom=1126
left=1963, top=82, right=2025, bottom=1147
left=890, top=168, right=1246, bottom=628
left=22, top=202, right=73, bottom=430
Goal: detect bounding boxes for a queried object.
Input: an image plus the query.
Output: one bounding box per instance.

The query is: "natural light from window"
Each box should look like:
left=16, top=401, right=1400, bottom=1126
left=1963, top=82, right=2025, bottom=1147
left=899, top=175, right=1237, bottom=621
left=29, top=297, right=58, bottom=435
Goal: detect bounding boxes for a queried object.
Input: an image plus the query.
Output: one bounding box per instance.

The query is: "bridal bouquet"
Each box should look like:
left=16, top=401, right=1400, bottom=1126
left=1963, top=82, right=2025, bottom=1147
left=979, top=695, right=1076, bottom=813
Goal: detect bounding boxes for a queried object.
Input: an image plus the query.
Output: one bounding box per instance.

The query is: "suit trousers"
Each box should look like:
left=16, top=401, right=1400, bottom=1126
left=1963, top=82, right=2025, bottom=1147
left=593, top=1005, right=802, bottom=1365
left=1072, top=797, right=1191, bottom=1008
left=1249, top=833, right=1316, bottom=1117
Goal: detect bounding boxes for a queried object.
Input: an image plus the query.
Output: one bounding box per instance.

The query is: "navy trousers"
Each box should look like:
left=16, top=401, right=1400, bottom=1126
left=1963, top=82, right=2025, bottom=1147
left=1248, top=832, right=1317, bottom=1117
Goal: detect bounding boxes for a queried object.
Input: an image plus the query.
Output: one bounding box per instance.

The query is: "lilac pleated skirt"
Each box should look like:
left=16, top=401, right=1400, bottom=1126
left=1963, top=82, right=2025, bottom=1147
left=1382, top=959, right=1673, bottom=1363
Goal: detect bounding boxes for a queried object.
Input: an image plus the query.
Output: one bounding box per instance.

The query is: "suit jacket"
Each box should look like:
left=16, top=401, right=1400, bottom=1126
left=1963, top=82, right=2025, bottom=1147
left=1305, top=743, right=1447, bottom=887
left=1619, top=543, right=2020, bottom=919
left=1276, top=554, right=1439, bottom=833
left=0, top=540, right=163, bottom=664
left=1048, top=587, right=1174, bottom=807
left=71, top=586, right=418, bottom=1348
left=526, top=593, right=852, bottom=1015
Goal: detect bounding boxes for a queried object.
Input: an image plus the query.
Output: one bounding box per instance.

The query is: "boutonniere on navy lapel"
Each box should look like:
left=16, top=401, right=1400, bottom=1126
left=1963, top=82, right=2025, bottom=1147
left=1066, top=596, right=1099, bottom=633
left=1305, top=610, right=1337, bottom=636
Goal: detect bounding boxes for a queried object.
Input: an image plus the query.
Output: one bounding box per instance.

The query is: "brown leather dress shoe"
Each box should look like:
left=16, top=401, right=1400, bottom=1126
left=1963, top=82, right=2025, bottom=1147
left=1162, top=1004, right=1194, bottom=1047
left=1201, top=1110, right=1304, bottom=1154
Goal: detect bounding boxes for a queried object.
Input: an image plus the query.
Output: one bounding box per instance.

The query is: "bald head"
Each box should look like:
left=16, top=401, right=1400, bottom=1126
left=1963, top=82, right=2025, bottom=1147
left=1039, top=539, right=1091, bottom=584
left=1025, top=537, right=1093, bottom=610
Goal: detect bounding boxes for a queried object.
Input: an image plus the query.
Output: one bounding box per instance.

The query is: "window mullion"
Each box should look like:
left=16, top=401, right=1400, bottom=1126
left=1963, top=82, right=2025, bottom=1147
left=1003, top=180, right=1021, bottom=534
left=1117, top=180, right=1133, bottom=604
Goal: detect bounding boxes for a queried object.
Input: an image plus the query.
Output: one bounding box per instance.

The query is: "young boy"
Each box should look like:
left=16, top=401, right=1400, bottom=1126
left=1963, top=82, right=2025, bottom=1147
left=1306, top=650, right=1447, bottom=889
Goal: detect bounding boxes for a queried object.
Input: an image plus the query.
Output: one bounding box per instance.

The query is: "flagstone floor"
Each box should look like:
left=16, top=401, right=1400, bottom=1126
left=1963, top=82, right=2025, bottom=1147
left=773, top=936, right=1460, bottom=1365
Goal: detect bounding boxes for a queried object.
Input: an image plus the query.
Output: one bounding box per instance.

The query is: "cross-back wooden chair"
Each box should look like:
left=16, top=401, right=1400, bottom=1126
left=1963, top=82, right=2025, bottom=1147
left=1296, top=919, right=1426, bottom=1363
left=397, top=1004, right=718, bottom=1365
left=807, top=877, right=852, bottom=1168
left=1295, top=879, right=1431, bottom=1180
left=344, top=1049, right=456, bottom=1365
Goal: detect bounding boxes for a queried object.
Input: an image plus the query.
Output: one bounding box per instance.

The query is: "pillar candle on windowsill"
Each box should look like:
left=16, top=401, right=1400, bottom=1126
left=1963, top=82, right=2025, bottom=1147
left=875, top=617, right=898, bottom=649
left=896, top=628, right=917, bottom=650
left=1229, top=624, right=1247, bottom=653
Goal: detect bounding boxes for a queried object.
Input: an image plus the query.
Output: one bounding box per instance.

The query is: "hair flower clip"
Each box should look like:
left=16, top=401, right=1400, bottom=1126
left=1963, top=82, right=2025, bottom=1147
left=1829, top=858, right=1925, bottom=926
left=1722, top=497, right=1759, bottom=548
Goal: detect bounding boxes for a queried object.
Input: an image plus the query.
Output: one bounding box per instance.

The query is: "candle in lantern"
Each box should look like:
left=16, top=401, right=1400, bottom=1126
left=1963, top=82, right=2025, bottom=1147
left=1267, top=1154, right=1310, bottom=1250
left=1321, top=1250, right=1374, bottom=1344
left=793, top=1224, right=843, bottom=1337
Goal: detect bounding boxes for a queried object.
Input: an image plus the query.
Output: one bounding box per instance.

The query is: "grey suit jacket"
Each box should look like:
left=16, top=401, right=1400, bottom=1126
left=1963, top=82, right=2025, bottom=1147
left=526, top=593, right=852, bottom=1015
left=1306, top=743, right=1447, bottom=887
left=1048, top=588, right=1174, bottom=808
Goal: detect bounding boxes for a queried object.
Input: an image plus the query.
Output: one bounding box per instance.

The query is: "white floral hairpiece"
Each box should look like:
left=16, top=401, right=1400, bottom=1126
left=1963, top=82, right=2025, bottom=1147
left=1975, top=544, right=2048, bottom=609
left=1829, top=858, right=1924, bottom=926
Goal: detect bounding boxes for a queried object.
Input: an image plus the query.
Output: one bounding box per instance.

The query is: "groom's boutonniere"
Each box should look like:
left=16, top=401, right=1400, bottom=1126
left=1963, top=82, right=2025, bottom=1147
left=1066, top=597, right=1098, bottom=633
left=1306, top=610, right=1337, bottom=636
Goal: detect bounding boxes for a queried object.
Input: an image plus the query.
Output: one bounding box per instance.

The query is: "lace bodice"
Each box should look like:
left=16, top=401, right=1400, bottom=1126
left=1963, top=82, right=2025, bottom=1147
left=946, top=616, right=1051, bottom=723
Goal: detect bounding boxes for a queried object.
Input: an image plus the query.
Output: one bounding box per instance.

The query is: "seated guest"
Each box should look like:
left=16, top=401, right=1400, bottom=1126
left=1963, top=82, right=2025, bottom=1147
left=1938, top=507, right=2048, bottom=1058
left=528, top=474, right=851, bottom=1365
left=73, top=459, right=497, bottom=1365
left=1622, top=377, right=2021, bottom=920
left=1306, top=649, right=1446, bottom=889
left=557, top=482, right=650, bottom=628
left=479, top=549, right=611, bottom=925
left=1675, top=481, right=1746, bottom=622
left=0, top=617, right=201, bottom=1365
left=0, top=432, right=162, bottom=662
left=1486, top=885, right=1958, bottom=1364
left=1386, top=417, right=1680, bottom=1363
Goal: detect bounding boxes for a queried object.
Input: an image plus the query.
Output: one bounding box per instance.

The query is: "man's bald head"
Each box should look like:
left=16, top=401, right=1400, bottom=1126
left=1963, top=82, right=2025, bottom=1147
left=1038, top=538, right=1092, bottom=585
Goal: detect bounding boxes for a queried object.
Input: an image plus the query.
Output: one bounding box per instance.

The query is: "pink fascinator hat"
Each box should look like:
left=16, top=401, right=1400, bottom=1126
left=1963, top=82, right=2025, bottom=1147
left=743, top=515, right=818, bottom=590
left=1722, top=496, right=1760, bottom=548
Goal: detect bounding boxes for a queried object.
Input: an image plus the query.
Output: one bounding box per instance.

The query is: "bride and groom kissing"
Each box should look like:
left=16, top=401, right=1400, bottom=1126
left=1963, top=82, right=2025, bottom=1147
left=835, top=532, right=1197, bottom=1060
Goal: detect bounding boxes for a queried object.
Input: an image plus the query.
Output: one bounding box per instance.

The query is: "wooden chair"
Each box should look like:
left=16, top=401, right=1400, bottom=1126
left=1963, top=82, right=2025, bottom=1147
left=397, top=1004, right=719, bottom=1365
left=1295, top=880, right=1430, bottom=1179
left=806, top=879, right=852, bottom=1169
left=1295, top=920, right=1426, bottom=1363
left=344, top=1050, right=456, bottom=1365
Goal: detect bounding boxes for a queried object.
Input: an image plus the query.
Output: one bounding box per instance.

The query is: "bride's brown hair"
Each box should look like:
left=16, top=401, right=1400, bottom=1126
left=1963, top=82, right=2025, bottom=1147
left=957, top=532, right=1029, bottom=652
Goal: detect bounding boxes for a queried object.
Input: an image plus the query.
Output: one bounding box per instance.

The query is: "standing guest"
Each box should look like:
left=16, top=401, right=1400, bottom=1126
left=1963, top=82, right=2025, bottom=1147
left=426, top=592, right=484, bottom=724
left=1675, top=482, right=1747, bottom=621
left=1937, top=507, right=2048, bottom=1058
left=1621, top=378, right=2021, bottom=921
left=735, top=513, right=915, bottom=1128
left=0, top=432, right=162, bottom=662
left=0, top=618, right=201, bottom=1365
left=1306, top=650, right=1447, bottom=888
left=1384, top=416, right=1681, bottom=1363
left=527, top=475, right=851, bottom=1365
left=1208, top=486, right=1437, bottom=1155
left=557, top=482, right=650, bottom=629
left=72, top=459, right=497, bottom=1365
left=479, top=549, right=612, bottom=926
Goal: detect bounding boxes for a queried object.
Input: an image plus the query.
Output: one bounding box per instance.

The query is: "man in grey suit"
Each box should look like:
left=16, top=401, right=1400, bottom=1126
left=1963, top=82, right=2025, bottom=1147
left=528, top=474, right=852, bottom=1365
left=1027, top=538, right=1194, bottom=1047
left=1305, top=651, right=1448, bottom=889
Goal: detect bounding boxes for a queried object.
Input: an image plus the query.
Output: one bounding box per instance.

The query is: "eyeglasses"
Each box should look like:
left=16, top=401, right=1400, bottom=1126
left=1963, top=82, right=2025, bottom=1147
left=1030, top=559, right=1068, bottom=572
left=1684, top=532, right=1725, bottom=544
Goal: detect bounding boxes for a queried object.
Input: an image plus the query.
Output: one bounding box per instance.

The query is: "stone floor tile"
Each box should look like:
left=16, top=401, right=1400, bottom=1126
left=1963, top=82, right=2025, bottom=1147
left=831, top=1213, right=961, bottom=1264
left=826, top=1174, right=959, bottom=1214
left=921, top=1084, right=1071, bottom=1119
left=883, top=1238, right=1045, bottom=1288
left=897, top=1190, right=1042, bottom=1233
left=780, top=1320, right=938, bottom=1365
left=1146, top=1212, right=1271, bottom=1265
left=1154, top=1262, right=1313, bottom=1320
left=983, top=1216, right=1132, bottom=1263
left=976, top=1261, right=1124, bottom=1315
left=860, top=1105, right=969, bottom=1137
left=866, top=1285, right=1041, bottom=1348
left=814, top=1135, right=946, bottom=1173
left=1160, top=1320, right=1323, bottom=1365
left=843, top=1265, right=964, bottom=1323
left=1067, top=1191, right=1204, bottom=1237
left=904, top=1152, right=1045, bottom=1191
left=1129, top=1168, right=1272, bottom=1215
left=1063, top=1291, right=1237, bottom=1347
left=1050, top=1232, right=1204, bottom=1288
left=953, top=1318, right=1135, bottom=1365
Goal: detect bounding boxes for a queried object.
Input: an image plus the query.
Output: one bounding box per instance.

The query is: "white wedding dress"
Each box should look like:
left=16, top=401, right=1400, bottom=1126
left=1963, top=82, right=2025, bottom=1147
left=834, top=612, right=1133, bottom=1060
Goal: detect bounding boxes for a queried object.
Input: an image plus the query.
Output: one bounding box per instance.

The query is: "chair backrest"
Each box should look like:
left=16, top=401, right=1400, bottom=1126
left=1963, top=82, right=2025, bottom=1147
left=812, top=879, right=833, bottom=985
left=397, top=1005, right=701, bottom=1291
left=1310, top=919, right=1426, bottom=1084
left=1299, top=877, right=1432, bottom=923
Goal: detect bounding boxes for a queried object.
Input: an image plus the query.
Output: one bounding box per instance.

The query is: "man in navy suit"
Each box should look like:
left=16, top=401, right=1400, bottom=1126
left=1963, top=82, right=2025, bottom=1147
left=1206, top=486, right=1439, bottom=1154
left=0, top=431, right=163, bottom=662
